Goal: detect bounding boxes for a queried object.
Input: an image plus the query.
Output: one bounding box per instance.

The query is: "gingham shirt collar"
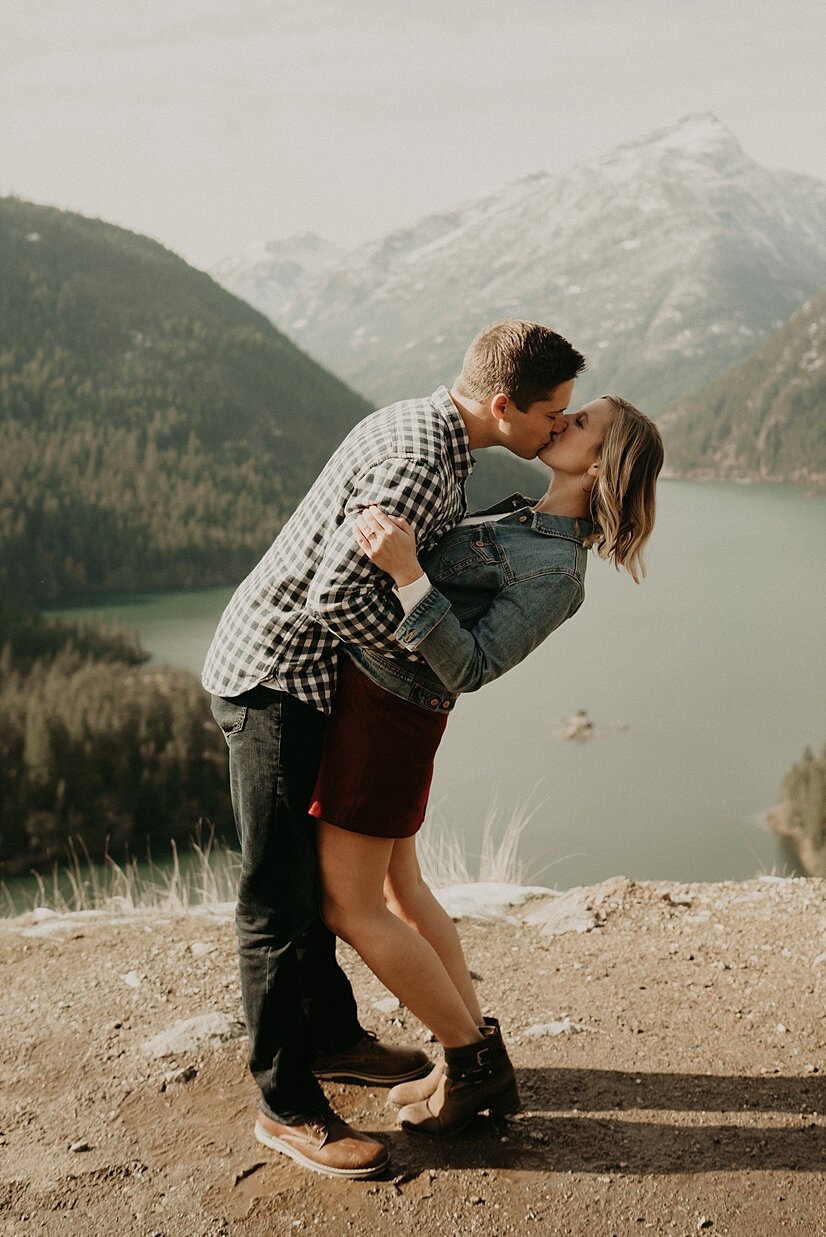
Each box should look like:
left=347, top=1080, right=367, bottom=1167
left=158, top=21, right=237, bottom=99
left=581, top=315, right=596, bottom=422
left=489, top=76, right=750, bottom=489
left=430, top=386, right=475, bottom=481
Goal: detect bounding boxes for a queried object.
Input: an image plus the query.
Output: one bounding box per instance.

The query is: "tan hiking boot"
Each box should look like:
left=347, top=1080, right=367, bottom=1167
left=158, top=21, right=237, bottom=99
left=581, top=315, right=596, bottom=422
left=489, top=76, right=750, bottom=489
left=255, top=1108, right=389, bottom=1178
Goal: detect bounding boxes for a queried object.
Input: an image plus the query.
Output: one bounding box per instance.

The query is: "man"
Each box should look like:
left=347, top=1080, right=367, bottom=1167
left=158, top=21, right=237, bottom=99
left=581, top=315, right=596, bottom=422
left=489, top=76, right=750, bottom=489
left=203, top=320, right=585, bottom=1178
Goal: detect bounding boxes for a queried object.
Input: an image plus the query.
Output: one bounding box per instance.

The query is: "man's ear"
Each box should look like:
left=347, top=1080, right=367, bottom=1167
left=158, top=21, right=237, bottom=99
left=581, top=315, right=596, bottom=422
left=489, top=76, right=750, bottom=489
left=489, top=393, right=510, bottom=423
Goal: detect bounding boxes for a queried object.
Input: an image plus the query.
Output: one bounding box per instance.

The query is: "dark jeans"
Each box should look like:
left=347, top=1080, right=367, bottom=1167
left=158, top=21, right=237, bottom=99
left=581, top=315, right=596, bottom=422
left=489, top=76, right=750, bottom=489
left=211, top=685, right=363, bottom=1122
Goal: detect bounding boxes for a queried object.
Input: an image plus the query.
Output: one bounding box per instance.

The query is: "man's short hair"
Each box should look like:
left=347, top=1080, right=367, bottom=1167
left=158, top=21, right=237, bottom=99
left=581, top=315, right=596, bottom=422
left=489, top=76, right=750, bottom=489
left=455, top=320, right=586, bottom=410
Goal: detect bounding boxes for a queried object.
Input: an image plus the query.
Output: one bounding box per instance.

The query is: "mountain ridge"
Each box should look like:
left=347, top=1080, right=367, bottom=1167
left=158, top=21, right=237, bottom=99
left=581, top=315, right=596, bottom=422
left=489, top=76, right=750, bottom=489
left=213, top=114, right=826, bottom=421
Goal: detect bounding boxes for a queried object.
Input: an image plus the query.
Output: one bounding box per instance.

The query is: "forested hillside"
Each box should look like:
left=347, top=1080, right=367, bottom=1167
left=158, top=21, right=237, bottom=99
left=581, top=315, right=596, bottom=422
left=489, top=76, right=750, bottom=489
left=661, top=290, right=826, bottom=486
left=0, top=602, right=230, bottom=871
left=0, top=197, right=372, bottom=603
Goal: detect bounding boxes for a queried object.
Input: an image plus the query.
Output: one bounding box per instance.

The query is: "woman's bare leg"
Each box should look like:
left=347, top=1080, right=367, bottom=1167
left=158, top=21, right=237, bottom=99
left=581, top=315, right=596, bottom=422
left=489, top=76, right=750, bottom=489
left=384, top=837, right=484, bottom=1027
left=315, top=821, right=481, bottom=1048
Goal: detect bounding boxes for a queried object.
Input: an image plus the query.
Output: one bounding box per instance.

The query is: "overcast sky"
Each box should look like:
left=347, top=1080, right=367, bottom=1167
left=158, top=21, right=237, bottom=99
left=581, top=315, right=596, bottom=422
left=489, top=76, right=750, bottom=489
left=3, top=0, right=825, bottom=269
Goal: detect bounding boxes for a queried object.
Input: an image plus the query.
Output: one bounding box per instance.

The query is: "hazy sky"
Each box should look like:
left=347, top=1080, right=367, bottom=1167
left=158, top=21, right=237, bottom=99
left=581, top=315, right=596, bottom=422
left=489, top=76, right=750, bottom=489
left=3, top=0, right=825, bottom=269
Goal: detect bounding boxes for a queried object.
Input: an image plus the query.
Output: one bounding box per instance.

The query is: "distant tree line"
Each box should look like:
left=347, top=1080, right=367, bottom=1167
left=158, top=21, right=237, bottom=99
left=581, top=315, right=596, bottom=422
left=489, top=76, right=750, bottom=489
left=0, top=602, right=232, bottom=872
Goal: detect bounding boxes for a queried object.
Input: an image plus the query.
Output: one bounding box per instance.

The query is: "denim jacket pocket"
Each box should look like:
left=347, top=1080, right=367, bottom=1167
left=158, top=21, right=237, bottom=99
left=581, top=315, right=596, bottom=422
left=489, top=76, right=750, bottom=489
left=211, top=695, right=248, bottom=737
left=422, top=526, right=501, bottom=579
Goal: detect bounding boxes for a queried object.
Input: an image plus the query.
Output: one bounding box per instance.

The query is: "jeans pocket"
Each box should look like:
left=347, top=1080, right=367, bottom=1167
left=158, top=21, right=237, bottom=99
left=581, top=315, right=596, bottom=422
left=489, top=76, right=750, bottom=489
left=211, top=695, right=248, bottom=737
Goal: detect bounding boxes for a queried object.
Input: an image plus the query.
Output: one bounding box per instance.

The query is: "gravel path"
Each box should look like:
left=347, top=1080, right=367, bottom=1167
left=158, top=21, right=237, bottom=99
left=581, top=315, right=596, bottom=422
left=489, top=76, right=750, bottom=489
left=1, top=877, right=824, bottom=1236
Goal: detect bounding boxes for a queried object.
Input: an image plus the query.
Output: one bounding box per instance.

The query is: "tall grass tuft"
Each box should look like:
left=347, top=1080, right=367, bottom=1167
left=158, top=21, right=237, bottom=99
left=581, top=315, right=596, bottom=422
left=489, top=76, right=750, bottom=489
left=1, top=827, right=241, bottom=918
left=418, top=788, right=542, bottom=888
left=3, top=796, right=544, bottom=918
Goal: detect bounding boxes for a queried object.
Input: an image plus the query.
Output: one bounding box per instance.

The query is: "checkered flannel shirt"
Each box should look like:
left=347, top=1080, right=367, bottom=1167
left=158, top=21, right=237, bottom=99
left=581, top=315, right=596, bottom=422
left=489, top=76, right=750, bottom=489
left=202, top=386, right=474, bottom=712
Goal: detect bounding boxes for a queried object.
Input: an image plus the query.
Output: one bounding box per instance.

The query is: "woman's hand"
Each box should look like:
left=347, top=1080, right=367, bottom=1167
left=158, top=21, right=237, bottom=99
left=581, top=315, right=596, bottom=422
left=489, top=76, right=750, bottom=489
left=354, top=506, right=423, bottom=587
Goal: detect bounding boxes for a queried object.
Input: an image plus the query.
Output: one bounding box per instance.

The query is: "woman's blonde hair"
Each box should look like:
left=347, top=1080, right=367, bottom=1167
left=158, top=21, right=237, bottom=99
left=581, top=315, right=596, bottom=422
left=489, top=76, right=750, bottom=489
left=588, top=395, right=664, bottom=583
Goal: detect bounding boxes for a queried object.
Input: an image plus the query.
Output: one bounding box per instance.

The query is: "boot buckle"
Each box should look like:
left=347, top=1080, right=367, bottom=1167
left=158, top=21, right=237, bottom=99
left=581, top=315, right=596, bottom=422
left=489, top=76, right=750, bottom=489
left=475, top=1045, right=493, bottom=1069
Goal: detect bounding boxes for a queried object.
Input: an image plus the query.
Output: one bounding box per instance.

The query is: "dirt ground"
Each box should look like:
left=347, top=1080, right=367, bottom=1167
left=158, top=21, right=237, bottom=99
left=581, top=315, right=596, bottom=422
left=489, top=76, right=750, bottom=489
left=1, top=876, right=825, bottom=1237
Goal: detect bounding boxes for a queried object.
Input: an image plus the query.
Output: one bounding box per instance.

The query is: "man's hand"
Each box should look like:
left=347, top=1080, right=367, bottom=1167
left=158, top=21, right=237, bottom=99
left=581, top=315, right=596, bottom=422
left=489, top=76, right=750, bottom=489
left=354, top=506, right=424, bottom=588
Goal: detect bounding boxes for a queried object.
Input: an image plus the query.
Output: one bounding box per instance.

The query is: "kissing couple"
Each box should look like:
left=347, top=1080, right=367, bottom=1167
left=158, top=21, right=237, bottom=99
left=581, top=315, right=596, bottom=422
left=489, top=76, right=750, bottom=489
left=203, top=319, right=664, bottom=1177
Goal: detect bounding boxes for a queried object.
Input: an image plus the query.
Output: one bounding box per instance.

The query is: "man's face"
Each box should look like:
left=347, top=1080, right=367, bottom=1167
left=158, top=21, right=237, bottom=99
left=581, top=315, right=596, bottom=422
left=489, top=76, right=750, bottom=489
left=495, top=380, right=575, bottom=459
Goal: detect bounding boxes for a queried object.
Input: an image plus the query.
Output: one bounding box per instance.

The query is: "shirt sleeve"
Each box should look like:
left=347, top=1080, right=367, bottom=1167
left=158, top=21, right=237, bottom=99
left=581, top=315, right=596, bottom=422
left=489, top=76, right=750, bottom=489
left=393, top=571, right=584, bottom=693
left=394, top=573, right=432, bottom=615
left=305, top=456, right=447, bottom=652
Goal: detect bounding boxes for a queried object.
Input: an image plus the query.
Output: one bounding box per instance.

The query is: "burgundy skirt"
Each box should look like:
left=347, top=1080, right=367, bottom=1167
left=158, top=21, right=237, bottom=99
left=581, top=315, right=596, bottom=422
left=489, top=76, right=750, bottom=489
left=309, top=656, right=448, bottom=839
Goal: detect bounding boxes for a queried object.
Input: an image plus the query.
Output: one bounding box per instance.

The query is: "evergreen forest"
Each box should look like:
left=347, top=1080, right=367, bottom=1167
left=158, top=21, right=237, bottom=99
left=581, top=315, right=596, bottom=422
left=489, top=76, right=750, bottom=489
left=0, top=197, right=371, bottom=605
left=0, top=602, right=231, bottom=872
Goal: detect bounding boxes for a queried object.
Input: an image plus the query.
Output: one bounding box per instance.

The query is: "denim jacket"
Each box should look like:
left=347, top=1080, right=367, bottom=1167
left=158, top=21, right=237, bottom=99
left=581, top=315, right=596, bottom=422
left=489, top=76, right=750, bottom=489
left=347, top=493, right=594, bottom=714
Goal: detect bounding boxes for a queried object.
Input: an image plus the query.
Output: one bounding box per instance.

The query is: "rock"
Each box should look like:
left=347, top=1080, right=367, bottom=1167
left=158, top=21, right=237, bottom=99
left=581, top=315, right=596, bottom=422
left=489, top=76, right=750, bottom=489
left=32, top=907, right=59, bottom=922
left=141, top=1013, right=246, bottom=1059
left=522, top=878, right=634, bottom=938
left=68, top=1139, right=90, bottom=1152
left=122, top=970, right=142, bottom=989
left=162, top=1065, right=198, bottom=1088
left=663, top=891, right=693, bottom=908
left=189, top=942, right=217, bottom=959
left=697, top=1218, right=713, bottom=1231
left=522, top=888, right=597, bottom=937
left=372, top=996, right=400, bottom=1014
left=525, top=1017, right=591, bottom=1037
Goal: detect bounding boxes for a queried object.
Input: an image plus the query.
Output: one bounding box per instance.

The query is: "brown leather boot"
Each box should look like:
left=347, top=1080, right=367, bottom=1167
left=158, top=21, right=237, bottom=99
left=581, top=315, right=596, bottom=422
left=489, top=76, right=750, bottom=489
left=312, top=1031, right=431, bottom=1085
left=255, top=1108, right=389, bottom=1178
left=387, top=1019, right=499, bottom=1107
left=387, top=1057, right=444, bottom=1107
left=397, top=1023, right=519, bottom=1136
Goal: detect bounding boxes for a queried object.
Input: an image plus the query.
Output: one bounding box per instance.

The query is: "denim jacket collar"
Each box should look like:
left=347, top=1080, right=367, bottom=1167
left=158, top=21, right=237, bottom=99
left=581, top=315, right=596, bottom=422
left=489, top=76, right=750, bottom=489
left=473, top=491, right=596, bottom=543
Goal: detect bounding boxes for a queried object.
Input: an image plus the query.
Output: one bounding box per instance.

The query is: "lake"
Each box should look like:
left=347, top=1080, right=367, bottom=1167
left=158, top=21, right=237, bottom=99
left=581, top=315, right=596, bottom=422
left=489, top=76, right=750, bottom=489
left=50, top=480, right=825, bottom=889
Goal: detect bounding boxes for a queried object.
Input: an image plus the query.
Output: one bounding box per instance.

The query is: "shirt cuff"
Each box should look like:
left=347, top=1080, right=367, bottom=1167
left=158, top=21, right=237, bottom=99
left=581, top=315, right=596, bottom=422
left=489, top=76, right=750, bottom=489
left=393, top=573, right=432, bottom=615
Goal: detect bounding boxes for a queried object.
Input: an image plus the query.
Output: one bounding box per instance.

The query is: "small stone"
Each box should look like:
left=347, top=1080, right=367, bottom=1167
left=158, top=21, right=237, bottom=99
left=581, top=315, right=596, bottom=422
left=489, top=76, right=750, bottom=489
left=697, top=1218, right=713, bottom=1231
left=69, top=1139, right=90, bottom=1152
left=775, top=1022, right=788, bottom=1035
left=190, top=942, right=217, bottom=959
left=142, top=1013, right=246, bottom=1058
left=162, top=1065, right=198, bottom=1089
left=525, top=1017, right=590, bottom=1037
left=372, top=996, right=400, bottom=1014
left=122, top=970, right=142, bottom=989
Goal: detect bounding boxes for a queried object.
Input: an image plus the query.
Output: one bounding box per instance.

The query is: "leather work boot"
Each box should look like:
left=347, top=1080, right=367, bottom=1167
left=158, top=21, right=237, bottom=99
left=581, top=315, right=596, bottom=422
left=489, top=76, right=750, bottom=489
left=255, top=1109, right=389, bottom=1178
left=397, top=1023, right=519, bottom=1136
left=313, top=1031, right=431, bottom=1085
left=388, top=1018, right=499, bottom=1107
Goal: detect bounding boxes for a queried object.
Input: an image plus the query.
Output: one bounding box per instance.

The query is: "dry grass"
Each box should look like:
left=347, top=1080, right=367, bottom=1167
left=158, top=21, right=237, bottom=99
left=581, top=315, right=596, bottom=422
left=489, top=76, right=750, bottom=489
left=2, top=799, right=542, bottom=918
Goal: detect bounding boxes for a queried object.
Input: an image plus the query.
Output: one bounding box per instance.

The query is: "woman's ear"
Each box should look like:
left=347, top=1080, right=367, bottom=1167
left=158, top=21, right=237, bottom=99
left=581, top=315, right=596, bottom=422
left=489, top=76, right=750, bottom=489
left=580, top=460, right=600, bottom=495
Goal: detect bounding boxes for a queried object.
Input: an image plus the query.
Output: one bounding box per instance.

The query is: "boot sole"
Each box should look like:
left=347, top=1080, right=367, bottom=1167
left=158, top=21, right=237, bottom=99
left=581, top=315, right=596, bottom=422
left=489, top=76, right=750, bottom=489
left=313, top=1063, right=431, bottom=1084
left=400, top=1082, right=521, bottom=1137
left=254, top=1120, right=389, bottom=1179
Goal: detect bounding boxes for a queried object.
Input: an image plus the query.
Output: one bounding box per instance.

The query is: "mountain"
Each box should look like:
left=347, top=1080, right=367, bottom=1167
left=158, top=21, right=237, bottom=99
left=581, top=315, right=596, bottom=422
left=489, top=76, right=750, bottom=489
left=0, top=198, right=372, bottom=603
left=234, top=114, right=826, bottom=416
left=211, top=232, right=344, bottom=323
left=660, top=289, right=826, bottom=486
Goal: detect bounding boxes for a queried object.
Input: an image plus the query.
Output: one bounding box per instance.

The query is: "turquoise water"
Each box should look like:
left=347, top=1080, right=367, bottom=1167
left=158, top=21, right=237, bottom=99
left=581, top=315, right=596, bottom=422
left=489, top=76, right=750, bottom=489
left=48, top=481, right=824, bottom=889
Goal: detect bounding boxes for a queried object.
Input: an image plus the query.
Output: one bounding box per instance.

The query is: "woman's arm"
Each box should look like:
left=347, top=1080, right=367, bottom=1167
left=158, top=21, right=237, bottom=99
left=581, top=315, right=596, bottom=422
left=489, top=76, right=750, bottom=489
left=395, top=570, right=583, bottom=693
left=355, top=507, right=583, bottom=694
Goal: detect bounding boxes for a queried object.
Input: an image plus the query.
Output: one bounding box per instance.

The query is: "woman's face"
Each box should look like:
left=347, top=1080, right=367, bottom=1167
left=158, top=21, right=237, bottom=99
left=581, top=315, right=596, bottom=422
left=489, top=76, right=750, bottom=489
left=537, top=397, right=617, bottom=475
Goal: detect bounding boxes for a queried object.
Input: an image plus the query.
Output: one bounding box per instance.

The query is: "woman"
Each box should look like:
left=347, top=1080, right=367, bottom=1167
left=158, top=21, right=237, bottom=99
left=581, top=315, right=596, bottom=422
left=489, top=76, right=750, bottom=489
left=309, top=395, right=663, bottom=1136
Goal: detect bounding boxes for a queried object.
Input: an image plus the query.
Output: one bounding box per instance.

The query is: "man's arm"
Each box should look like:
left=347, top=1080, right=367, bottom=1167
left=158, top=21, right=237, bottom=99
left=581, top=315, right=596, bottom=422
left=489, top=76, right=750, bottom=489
left=305, top=455, right=448, bottom=652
